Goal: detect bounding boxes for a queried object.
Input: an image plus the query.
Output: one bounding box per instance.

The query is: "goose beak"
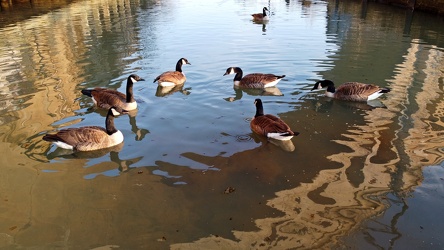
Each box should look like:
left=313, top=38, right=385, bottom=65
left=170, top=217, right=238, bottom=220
left=139, top=78, right=145, bottom=81
left=311, top=83, right=320, bottom=91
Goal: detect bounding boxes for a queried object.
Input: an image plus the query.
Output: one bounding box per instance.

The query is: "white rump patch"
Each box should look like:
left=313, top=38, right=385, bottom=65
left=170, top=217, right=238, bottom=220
left=53, top=141, right=74, bottom=150
left=267, top=133, right=293, bottom=141
left=263, top=79, right=282, bottom=88
left=159, top=81, right=176, bottom=87
left=367, top=91, right=384, bottom=101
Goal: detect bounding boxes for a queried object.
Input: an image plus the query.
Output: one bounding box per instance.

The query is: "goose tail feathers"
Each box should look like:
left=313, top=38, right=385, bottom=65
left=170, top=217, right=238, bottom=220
left=380, top=87, right=391, bottom=93
left=42, top=134, right=60, bottom=142
left=81, top=89, right=93, bottom=97
left=267, top=131, right=300, bottom=141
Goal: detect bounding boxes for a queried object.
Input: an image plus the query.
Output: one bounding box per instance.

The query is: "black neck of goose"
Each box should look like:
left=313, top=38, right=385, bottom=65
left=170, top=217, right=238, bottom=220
left=233, top=68, right=243, bottom=82
left=126, top=78, right=135, bottom=103
left=255, top=102, right=264, bottom=117
left=263, top=8, right=267, bottom=17
left=326, top=85, right=336, bottom=93
left=176, top=60, right=183, bottom=72
left=105, top=110, right=118, bottom=135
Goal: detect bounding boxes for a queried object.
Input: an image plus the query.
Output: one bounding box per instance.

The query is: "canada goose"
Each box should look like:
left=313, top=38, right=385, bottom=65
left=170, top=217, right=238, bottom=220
left=153, top=58, right=191, bottom=87
left=81, top=74, right=145, bottom=111
left=311, top=80, right=391, bottom=102
left=252, top=7, right=269, bottom=21
left=223, top=67, right=285, bottom=88
left=43, top=107, right=127, bottom=151
left=250, top=99, right=299, bottom=141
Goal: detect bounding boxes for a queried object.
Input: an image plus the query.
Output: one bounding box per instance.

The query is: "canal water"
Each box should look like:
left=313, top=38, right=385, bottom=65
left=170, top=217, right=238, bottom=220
left=0, top=0, right=443, bottom=249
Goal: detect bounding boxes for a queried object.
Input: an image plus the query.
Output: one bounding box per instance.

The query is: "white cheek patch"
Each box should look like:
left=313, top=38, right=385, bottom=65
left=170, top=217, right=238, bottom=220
left=111, top=108, right=121, bottom=116
left=229, top=68, right=235, bottom=74
left=131, top=77, right=137, bottom=83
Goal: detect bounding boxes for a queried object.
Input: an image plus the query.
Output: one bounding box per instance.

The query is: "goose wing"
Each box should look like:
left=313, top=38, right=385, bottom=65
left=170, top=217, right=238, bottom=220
left=336, top=82, right=381, bottom=101
left=90, top=88, right=127, bottom=109
left=240, top=73, right=283, bottom=88
left=251, top=13, right=264, bottom=19
left=154, top=71, right=186, bottom=85
left=56, top=126, right=107, bottom=143
left=251, top=115, right=293, bottom=136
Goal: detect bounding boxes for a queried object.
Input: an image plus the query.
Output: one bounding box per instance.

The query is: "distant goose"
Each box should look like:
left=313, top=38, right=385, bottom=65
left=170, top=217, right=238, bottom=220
left=311, top=79, right=391, bottom=102
left=250, top=99, right=299, bottom=141
left=252, top=7, right=269, bottom=21
left=153, top=58, right=191, bottom=87
left=43, top=107, right=126, bottom=151
left=223, top=67, right=285, bottom=88
left=81, top=74, right=145, bottom=111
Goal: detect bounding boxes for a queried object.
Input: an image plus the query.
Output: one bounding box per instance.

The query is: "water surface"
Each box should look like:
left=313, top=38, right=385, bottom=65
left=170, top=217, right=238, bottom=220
left=0, top=0, right=443, bottom=249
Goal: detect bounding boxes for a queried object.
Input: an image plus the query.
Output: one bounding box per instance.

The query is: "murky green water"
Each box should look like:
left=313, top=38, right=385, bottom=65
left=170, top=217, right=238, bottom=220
left=1, top=0, right=443, bottom=249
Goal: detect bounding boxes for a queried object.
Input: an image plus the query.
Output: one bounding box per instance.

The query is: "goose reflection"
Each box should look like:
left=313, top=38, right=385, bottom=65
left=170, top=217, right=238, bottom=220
left=127, top=109, right=150, bottom=141
left=155, top=84, right=191, bottom=97
left=224, top=86, right=283, bottom=102
left=312, top=97, right=386, bottom=113
left=46, top=141, right=124, bottom=160
left=252, top=20, right=268, bottom=32
left=251, top=132, right=296, bottom=152
left=82, top=150, right=144, bottom=179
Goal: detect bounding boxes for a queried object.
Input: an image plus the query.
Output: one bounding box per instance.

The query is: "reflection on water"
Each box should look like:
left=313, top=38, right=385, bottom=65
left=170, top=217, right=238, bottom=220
left=224, top=87, right=283, bottom=102
left=155, top=84, right=191, bottom=97
left=0, top=0, right=444, bottom=249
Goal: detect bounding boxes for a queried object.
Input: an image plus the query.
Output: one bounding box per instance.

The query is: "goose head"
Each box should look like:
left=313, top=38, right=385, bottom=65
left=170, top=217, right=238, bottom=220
left=312, top=80, right=334, bottom=90
left=223, top=67, right=242, bottom=76
left=129, top=74, right=145, bottom=83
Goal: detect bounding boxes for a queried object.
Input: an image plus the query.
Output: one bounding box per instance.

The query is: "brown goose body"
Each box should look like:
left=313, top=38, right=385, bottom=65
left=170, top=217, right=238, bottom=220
left=312, top=80, right=391, bottom=102
left=43, top=107, right=125, bottom=151
left=154, top=58, right=191, bottom=87
left=250, top=99, right=299, bottom=141
left=224, top=67, right=285, bottom=89
left=81, top=74, right=145, bottom=111
left=252, top=7, right=269, bottom=21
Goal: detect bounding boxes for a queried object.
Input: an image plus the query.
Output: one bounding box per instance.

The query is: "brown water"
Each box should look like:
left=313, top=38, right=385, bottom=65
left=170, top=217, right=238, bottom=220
left=0, top=0, right=443, bottom=249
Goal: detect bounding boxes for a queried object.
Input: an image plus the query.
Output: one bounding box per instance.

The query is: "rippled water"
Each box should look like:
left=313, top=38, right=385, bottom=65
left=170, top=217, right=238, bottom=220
left=1, top=0, right=443, bottom=249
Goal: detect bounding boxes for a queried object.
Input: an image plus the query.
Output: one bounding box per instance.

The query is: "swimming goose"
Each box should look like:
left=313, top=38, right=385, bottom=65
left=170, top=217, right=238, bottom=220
left=311, top=80, right=391, bottom=102
left=252, top=7, right=269, bottom=21
left=81, top=74, right=145, bottom=111
left=43, top=107, right=126, bottom=151
left=153, top=58, right=191, bottom=87
left=223, top=67, right=285, bottom=88
left=250, top=99, right=299, bottom=141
